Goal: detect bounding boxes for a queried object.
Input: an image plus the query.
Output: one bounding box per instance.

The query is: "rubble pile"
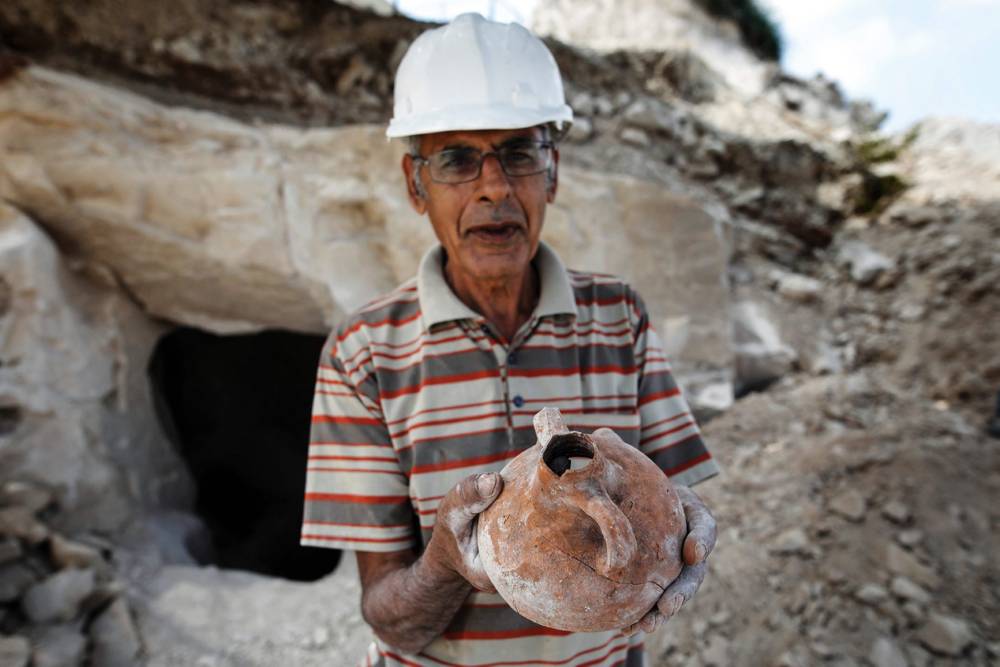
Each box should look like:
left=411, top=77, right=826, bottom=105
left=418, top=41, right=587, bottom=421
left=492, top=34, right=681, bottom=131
left=0, top=481, right=142, bottom=666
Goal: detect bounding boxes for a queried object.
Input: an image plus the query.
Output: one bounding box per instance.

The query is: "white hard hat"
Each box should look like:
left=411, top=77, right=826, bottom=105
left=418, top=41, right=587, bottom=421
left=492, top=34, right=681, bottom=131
left=386, top=13, right=573, bottom=139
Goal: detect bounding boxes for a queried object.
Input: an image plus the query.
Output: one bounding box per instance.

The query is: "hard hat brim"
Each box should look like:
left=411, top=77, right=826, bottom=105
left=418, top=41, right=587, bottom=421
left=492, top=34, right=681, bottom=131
left=386, top=104, right=574, bottom=139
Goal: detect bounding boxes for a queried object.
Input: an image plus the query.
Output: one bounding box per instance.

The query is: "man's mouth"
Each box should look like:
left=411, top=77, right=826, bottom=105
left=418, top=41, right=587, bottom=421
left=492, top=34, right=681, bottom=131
left=466, top=222, right=523, bottom=242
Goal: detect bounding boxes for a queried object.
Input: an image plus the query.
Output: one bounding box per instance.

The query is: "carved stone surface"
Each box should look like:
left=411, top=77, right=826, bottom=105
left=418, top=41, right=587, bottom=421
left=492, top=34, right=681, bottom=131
left=478, top=408, right=686, bottom=631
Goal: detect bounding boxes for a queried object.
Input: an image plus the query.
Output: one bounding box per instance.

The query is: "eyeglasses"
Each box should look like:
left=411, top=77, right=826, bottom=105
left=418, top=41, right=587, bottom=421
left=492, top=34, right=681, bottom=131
left=413, top=140, right=554, bottom=184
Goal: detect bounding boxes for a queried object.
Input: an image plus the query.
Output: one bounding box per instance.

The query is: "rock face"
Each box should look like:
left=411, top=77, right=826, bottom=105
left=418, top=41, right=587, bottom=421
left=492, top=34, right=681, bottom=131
left=533, top=0, right=771, bottom=95
left=0, top=63, right=731, bottom=380
left=0, top=203, right=190, bottom=531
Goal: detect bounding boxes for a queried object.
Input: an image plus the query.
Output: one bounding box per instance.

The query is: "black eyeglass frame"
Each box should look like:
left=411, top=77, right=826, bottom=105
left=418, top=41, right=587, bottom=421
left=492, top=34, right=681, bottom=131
left=412, top=140, right=556, bottom=185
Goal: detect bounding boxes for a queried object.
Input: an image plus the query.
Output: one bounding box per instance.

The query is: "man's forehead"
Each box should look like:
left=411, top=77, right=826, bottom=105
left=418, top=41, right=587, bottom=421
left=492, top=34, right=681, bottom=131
left=418, top=127, right=542, bottom=153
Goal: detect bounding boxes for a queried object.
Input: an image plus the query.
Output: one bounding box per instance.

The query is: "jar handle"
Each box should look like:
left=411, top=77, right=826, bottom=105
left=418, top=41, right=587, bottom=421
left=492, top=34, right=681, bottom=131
left=576, top=489, right=637, bottom=580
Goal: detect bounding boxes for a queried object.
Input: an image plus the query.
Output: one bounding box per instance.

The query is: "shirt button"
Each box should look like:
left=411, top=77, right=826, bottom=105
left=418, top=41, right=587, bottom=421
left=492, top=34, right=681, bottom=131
left=512, top=395, right=525, bottom=408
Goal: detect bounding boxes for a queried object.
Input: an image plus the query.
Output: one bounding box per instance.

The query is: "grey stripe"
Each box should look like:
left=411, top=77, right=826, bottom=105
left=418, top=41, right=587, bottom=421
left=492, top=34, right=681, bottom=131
left=302, top=498, right=417, bottom=531
left=648, top=434, right=710, bottom=475
left=374, top=345, right=499, bottom=396
left=400, top=428, right=517, bottom=475
left=514, top=341, right=637, bottom=375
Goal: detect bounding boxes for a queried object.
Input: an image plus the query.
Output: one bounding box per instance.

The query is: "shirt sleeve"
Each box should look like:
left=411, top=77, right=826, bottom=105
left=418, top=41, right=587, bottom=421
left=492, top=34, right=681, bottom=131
left=628, top=286, right=721, bottom=487
left=300, top=323, right=417, bottom=553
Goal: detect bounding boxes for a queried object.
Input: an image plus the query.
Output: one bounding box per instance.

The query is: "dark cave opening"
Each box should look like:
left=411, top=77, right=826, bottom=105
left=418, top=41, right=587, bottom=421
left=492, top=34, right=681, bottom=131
left=148, top=327, right=341, bottom=582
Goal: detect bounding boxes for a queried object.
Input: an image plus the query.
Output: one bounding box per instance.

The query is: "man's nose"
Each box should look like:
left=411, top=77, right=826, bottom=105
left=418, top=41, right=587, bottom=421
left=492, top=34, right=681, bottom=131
left=477, top=153, right=513, bottom=202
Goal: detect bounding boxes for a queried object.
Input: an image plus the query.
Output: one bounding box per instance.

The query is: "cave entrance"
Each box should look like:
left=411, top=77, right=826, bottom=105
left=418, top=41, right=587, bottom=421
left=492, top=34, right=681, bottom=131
left=148, top=327, right=340, bottom=581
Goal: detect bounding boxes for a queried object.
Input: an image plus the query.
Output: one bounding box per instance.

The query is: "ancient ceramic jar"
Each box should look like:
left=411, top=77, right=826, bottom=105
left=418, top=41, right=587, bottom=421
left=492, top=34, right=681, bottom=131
left=477, top=407, right=687, bottom=632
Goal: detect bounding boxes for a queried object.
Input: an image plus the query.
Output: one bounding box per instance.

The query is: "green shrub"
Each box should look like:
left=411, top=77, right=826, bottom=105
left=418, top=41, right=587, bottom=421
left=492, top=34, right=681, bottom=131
left=692, top=0, right=784, bottom=61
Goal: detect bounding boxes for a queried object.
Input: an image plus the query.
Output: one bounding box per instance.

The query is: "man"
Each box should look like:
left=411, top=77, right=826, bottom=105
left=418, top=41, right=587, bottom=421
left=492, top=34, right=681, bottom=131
left=301, top=13, right=720, bottom=667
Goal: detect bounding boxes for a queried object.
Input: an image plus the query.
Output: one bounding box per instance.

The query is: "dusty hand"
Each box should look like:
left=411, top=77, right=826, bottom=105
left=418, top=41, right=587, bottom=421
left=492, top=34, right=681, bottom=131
left=423, top=472, right=504, bottom=593
left=622, top=485, right=717, bottom=636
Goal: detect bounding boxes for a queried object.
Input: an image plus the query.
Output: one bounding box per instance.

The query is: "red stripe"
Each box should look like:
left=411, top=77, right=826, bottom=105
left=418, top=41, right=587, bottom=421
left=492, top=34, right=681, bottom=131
left=380, top=368, right=501, bottom=400
left=577, top=641, right=630, bottom=667
left=315, top=390, right=355, bottom=398
left=575, top=295, right=628, bottom=307
left=390, top=410, right=508, bottom=439
left=360, top=343, right=487, bottom=378
left=304, top=492, right=407, bottom=504
left=401, top=426, right=507, bottom=452
left=638, top=387, right=680, bottom=406
left=309, top=440, right=393, bottom=449
left=301, top=533, right=412, bottom=544
left=310, top=415, right=382, bottom=426
left=369, top=333, right=469, bottom=361
left=306, top=467, right=400, bottom=474
left=302, top=519, right=410, bottom=529
left=522, top=392, right=636, bottom=404
left=441, top=627, right=572, bottom=640
left=411, top=450, right=520, bottom=475
left=646, top=433, right=712, bottom=460
left=336, top=310, right=423, bottom=343
left=640, top=411, right=691, bottom=432
left=385, top=398, right=506, bottom=427
left=392, top=634, right=625, bottom=666
left=316, top=377, right=350, bottom=387
left=518, top=341, right=633, bottom=353
left=307, top=455, right=397, bottom=463
left=509, top=364, right=636, bottom=378
left=513, top=407, right=636, bottom=417
left=639, top=420, right=696, bottom=446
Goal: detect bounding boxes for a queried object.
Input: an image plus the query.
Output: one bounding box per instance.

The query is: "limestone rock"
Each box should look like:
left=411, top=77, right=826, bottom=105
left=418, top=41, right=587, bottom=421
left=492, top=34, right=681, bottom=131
left=0, top=562, right=37, bottom=603
left=0, top=507, right=49, bottom=545
left=885, top=544, right=937, bottom=589
left=869, top=637, right=907, bottom=667
left=26, top=625, right=87, bottom=667
left=837, top=241, right=894, bottom=286
left=0, top=536, right=22, bottom=565
left=771, top=528, right=810, bottom=556
left=48, top=535, right=104, bottom=571
left=731, top=301, right=797, bottom=393
left=890, top=576, right=931, bottom=605
left=828, top=489, right=867, bottom=522
left=0, top=481, right=55, bottom=514
left=21, top=567, right=96, bottom=623
left=0, top=203, right=190, bottom=532
left=0, top=636, right=30, bottom=667
left=881, top=500, right=912, bottom=524
left=136, top=561, right=371, bottom=667
left=774, top=272, right=823, bottom=303
left=917, top=613, right=973, bottom=656
left=854, top=583, right=889, bottom=605
left=90, top=597, right=143, bottom=667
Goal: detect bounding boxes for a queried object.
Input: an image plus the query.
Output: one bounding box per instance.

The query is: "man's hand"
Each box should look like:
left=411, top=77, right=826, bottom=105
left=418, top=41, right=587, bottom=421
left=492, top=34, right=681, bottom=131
left=421, top=471, right=504, bottom=591
left=622, top=484, right=717, bottom=636
left=357, top=471, right=504, bottom=653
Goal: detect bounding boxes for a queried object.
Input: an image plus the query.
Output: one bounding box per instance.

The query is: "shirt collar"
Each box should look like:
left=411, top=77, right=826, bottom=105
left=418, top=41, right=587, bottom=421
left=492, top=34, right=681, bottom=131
left=417, top=241, right=577, bottom=331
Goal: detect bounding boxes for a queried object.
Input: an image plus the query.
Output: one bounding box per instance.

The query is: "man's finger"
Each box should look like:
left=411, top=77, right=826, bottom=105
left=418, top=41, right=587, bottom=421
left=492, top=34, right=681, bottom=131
left=658, top=562, right=707, bottom=616
left=455, top=472, right=503, bottom=517
left=676, top=486, right=716, bottom=565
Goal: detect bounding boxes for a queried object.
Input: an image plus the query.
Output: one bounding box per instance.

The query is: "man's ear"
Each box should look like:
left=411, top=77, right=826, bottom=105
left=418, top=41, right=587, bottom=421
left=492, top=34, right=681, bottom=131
left=546, top=147, right=560, bottom=204
left=402, top=154, right=428, bottom=215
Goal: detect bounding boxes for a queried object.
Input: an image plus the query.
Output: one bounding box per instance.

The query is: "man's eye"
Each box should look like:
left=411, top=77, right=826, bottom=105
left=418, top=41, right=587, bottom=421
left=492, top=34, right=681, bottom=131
left=503, top=149, right=537, bottom=165
left=438, top=151, right=479, bottom=170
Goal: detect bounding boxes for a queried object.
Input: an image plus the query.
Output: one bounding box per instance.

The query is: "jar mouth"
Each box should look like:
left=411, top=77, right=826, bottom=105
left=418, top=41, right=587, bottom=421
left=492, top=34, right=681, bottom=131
left=542, top=433, right=595, bottom=476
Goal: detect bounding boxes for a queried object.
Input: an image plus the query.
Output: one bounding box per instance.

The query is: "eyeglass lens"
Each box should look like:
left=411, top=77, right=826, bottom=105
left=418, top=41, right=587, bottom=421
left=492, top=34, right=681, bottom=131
left=426, top=141, right=552, bottom=183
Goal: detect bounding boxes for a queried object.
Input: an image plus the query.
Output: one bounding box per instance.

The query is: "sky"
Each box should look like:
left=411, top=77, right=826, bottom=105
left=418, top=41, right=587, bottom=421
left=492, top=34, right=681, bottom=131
left=392, top=0, right=999, bottom=132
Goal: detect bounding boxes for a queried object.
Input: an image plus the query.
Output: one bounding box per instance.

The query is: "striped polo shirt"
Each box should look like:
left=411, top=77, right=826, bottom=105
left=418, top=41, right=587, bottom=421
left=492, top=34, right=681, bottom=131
left=301, top=242, right=719, bottom=667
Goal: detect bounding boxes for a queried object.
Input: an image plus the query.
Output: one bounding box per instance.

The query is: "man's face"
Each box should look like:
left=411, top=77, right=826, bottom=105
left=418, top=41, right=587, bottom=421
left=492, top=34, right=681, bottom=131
left=402, top=127, right=559, bottom=286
